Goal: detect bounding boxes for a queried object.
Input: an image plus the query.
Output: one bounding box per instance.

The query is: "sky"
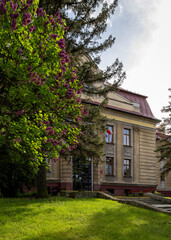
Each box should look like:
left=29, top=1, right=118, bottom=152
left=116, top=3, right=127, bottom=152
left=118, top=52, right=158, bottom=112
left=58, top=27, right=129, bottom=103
left=99, top=0, right=171, bottom=121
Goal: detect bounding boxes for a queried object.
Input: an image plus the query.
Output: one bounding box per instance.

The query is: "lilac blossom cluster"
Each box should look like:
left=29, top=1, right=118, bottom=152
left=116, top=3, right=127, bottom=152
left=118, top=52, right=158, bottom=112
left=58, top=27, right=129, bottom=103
left=0, top=0, right=7, bottom=15
left=22, top=11, right=31, bottom=26
left=15, top=109, right=25, bottom=116
left=43, top=121, right=79, bottom=161
left=0, top=0, right=33, bottom=31
left=36, top=7, right=45, bottom=18
left=10, top=1, right=18, bottom=11
left=28, top=72, right=46, bottom=86
left=2, top=3, right=85, bottom=160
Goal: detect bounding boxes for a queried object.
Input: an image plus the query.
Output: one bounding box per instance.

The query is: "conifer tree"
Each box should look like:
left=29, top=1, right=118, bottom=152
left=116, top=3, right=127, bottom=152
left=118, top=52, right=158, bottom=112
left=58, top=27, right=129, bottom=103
left=156, top=89, right=171, bottom=175
left=39, top=0, right=126, bottom=158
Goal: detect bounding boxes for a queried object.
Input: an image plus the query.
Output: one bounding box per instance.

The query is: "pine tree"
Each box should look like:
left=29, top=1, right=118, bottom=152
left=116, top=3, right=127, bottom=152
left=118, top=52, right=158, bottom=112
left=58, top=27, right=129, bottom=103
left=39, top=0, right=126, bottom=158
left=156, top=89, right=171, bottom=175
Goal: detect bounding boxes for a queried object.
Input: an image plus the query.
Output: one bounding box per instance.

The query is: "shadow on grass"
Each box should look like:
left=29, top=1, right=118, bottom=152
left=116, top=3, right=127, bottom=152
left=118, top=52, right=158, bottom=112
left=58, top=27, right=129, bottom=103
left=23, top=199, right=171, bottom=240
left=0, top=197, right=72, bottom=223
left=0, top=197, right=98, bottom=223
left=1, top=198, right=171, bottom=240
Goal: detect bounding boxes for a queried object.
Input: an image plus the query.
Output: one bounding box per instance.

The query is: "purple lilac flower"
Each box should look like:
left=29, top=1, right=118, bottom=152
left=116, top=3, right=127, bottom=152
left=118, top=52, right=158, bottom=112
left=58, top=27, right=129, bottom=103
left=46, top=126, right=53, bottom=131
left=0, top=2, right=6, bottom=15
left=22, top=11, right=31, bottom=26
left=10, top=1, right=14, bottom=9
left=13, top=3, right=18, bottom=11
left=23, top=4, right=29, bottom=12
left=44, top=121, right=50, bottom=125
left=65, top=55, right=70, bottom=63
left=52, top=140, right=58, bottom=146
left=77, top=88, right=83, bottom=94
left=37, top=8, right=46, bottom=18
left=61, top=66, right=66, bottom=72
left=16, top=109, right=25, bottom=116
left=54, top=11, right=60, bottom=18
left=29, top=25, right=36, bottom=33
left=50, top=34, right=58, bottom=39
left=76, top=116, right=82, bottom=121
left=53, top=157, right=59, bottom=162
left=27, top=0, right=33, bottom=4
left=11, top=20, right=17, bottom=31
left=47, top=130, right=54, bottom=136
left=44, top=21, right=49, bottom=28
left=27, top=65, right=32, bottom=71
left=11, top=13, right=19, bottom=19
left=60, top=59, right=66, bottom=65
left=57, top=39, right=65, bottom=50
left=60, top=149, right=65, bottom=153
left=59, top=50, right=66, bottom=58
left=68, top=146, right=71, bottom=151
left=15, top=137, right=21, bottom=143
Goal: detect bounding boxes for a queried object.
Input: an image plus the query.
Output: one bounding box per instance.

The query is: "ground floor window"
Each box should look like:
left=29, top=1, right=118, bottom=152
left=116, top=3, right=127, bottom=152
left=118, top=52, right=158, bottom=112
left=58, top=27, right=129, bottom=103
left=106, top=157, right=114, bottom=175
left=124, top=159, right=131, bottom=177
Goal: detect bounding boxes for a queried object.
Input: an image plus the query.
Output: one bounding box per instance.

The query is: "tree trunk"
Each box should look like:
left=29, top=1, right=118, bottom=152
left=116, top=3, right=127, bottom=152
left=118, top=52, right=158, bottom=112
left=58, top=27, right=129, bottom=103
left=37, top=161, right=48, bottom=198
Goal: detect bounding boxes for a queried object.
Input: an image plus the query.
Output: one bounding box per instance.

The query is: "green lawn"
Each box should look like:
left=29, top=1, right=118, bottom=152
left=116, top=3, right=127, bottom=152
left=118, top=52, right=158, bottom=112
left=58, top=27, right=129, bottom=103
left=0, top=197, right=171, bottom=240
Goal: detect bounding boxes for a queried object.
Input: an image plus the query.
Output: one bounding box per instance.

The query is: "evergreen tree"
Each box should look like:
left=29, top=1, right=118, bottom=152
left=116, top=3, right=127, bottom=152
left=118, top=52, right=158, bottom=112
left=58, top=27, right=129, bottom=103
left=156, top=89, right=171, bottom=175
left=39, top=0, right=126, bottom=158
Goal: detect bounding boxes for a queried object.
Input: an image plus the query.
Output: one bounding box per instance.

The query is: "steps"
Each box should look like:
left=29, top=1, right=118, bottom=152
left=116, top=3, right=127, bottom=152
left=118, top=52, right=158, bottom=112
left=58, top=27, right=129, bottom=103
left=98, top=192, right=171, bottom=215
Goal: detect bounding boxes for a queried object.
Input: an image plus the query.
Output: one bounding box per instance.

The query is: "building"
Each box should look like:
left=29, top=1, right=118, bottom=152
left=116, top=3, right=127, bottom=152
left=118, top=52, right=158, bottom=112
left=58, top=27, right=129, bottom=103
left=46, top=88, right=160, bottom=196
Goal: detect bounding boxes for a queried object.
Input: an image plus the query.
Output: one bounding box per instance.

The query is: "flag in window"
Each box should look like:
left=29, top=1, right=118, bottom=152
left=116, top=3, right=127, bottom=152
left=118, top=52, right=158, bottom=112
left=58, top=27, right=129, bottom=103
left=107, top=129, right=112, bottom=135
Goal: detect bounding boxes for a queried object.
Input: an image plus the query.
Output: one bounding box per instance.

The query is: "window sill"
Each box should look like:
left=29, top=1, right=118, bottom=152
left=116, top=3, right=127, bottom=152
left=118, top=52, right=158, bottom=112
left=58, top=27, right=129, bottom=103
left=105, top=175, right=115, bottom=177
left=123, top=176, right=132, bottom=178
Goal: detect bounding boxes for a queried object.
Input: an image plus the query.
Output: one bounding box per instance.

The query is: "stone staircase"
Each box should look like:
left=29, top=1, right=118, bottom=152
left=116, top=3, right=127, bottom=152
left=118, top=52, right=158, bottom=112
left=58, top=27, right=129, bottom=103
left=143, top=193, right=171, bottom=212
left=97, top=192, right=171, bottom=215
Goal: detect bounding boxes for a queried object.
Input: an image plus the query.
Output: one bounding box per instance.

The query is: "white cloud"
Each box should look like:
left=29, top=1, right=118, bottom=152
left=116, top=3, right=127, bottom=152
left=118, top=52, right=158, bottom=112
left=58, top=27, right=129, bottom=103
left=118, top=4, right=123, bottom=16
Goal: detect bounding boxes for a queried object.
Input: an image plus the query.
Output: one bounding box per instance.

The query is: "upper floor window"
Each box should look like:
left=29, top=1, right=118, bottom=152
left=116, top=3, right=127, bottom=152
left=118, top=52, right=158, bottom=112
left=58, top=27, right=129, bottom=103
left=106, top=157, right=114, bottom=175
left=124, top=128, right=131, bottom=146
left=106, top=125, right=113, bottom=143
left=124, top=159, right=131, bottom=177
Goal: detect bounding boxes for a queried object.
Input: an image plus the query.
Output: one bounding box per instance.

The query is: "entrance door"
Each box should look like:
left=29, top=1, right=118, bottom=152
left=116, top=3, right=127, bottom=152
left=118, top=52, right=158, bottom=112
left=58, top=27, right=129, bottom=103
left=72, top=156, right=92, bottom=191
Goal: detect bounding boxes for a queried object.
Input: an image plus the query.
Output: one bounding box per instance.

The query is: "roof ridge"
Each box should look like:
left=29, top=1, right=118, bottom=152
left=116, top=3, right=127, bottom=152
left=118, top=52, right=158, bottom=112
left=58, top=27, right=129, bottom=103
left=118, top=87, right=148, bottom=98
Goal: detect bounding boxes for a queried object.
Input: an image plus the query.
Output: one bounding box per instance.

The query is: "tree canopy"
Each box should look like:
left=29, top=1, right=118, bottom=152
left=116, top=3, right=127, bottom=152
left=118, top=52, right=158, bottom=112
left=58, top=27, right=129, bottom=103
left=39, top=0, right=126, bottom=158
left=0, top=0, right=85, bottom=196
left=156, top=89, right=171, bottom=175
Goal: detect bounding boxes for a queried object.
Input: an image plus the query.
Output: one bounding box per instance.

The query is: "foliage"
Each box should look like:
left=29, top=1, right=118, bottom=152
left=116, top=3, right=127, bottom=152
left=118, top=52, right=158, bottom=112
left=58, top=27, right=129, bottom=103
left=39, top=0, right=126, bottom=158
left=0, top=146, right=37, bottom=197
left=156, top=89, right=171, bottom=174
left=0, top=0, right=85, bottom=196
left=0, top=197, right=171, bottom=240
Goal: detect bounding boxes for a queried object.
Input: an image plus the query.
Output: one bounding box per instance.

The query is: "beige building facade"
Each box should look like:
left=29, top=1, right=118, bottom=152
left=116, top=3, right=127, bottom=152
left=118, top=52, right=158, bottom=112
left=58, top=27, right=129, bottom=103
left=46, top=88, right=161, bottom=196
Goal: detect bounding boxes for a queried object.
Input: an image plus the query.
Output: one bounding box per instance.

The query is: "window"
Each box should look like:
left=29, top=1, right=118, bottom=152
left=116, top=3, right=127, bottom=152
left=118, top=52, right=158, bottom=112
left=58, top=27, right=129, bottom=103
left=106, top=157, right=113, bottom=175
left=106, top=125, right=113, bottom=143
left=124, top=159, right=131, bottom=177
left=124, top=128, right=131, bottom=146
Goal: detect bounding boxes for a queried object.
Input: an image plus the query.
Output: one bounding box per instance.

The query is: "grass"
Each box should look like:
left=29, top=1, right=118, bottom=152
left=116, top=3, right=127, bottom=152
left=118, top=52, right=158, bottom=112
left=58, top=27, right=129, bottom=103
left=0, top=197, right=171, bottom=240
